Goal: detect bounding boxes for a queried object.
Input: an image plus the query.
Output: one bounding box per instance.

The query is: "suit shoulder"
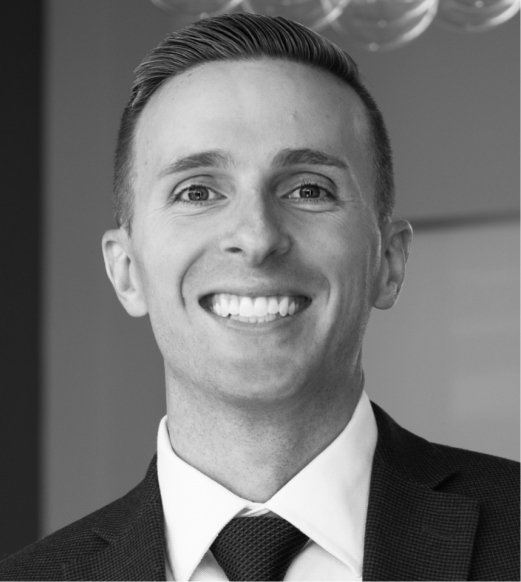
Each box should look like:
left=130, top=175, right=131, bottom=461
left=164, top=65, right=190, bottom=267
left=0, top=497, right=121, bottom=581
left=371, top=401, right=519, bottom=498
left=432, top=441, right=519, bottom=497
left=432, top=445, right=520, bottom=580
left=372, top=403, right=519, bottom=580
left=0, top=468, right=152, bottom=581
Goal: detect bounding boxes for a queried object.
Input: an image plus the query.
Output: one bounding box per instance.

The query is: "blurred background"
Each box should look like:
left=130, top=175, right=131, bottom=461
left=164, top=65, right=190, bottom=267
left=1, top=0, right=518, bottom=560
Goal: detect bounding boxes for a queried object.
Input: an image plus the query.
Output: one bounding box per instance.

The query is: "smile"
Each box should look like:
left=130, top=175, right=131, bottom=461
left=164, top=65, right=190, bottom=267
left=201, top=293, right=311, bottom=324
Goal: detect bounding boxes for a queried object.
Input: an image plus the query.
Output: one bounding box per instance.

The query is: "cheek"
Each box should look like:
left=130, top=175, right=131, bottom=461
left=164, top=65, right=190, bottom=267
left=136, top=235, right=184, bottom=306
left=318, top=224, right=379, bottom=304
left=138, top=219, right=220, bottom=322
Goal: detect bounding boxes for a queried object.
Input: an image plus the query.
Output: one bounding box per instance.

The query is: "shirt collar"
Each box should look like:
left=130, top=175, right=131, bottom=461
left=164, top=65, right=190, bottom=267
left=157, top=391, right=377, bottom=581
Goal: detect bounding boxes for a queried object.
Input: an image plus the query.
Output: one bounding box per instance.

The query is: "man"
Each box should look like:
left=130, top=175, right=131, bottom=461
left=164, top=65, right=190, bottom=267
left=0, top=12, right=518, bottom=582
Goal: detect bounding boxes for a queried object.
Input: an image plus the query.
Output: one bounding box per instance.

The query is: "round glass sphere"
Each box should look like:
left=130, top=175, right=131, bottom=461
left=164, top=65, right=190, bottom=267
left=331, top=0, right=440, bottom=51
left=243, top=0, right=351, bottom=30
left=436, top=0, right=520, bottom=32
left=150, top=0, right=244, bottom=18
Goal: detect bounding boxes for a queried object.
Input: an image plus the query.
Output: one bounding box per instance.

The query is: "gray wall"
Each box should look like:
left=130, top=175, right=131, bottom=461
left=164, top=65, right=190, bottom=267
left=42, top=0, right=519, bottom=535
left=364, top=219, right=519, bottom=462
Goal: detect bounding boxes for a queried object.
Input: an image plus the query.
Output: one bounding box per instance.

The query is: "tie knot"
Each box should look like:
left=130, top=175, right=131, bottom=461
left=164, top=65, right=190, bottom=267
left=210, top=516, right=309, bottom=581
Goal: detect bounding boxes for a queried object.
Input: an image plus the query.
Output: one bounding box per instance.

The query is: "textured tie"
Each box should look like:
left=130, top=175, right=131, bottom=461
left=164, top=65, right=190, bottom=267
left=210, top=516, right=309, bottom=581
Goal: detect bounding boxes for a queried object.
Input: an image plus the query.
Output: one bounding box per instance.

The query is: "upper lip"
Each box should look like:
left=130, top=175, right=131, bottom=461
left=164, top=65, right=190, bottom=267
left=199, top=288, right=312, bottom=300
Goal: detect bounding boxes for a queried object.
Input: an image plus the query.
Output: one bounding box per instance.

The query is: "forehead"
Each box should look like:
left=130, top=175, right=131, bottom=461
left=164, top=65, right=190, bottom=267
left=133, top=58, right=372, bottom=188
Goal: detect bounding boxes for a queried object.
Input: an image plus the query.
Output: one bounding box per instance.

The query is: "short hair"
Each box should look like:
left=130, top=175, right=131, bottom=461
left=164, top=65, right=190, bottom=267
left=113, top=12, right=395, bottom=235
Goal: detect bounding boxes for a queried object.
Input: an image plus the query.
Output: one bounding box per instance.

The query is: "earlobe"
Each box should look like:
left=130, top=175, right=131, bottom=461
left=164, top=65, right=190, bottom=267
left=373, top=219, right=413, bottom=310
left=102, top=229, right=148, bottom=317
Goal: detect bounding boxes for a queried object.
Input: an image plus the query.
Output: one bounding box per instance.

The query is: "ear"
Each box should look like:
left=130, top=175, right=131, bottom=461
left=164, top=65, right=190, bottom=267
left=102, top=229, right=148, bottom=317
left=373, top=219, right=413, bottom=310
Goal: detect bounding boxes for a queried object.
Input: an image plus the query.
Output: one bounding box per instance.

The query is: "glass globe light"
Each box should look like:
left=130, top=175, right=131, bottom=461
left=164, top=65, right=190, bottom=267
left=331, top=0, right=440, bottom=51
left=436, top=0, right=520, bottom=32
left=150, top=0, right=244, bottom=19
left=242, top=0, right=351, bottom=30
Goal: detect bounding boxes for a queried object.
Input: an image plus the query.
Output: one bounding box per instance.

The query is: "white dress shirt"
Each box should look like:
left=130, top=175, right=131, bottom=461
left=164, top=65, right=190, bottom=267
left=157, top=391, right=377, bottom=581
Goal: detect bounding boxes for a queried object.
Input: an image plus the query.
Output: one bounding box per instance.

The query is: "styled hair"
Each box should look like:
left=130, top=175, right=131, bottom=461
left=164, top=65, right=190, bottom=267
left=113, top=12, right=395, bottom=234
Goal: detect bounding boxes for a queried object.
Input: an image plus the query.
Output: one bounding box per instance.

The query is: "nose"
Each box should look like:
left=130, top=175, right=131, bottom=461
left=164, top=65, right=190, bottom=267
left=219, top=195, right=291, bottom=266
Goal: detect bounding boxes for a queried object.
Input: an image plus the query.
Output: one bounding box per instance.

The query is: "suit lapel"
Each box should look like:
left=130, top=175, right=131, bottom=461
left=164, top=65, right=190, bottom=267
left=363, top=404, right=480, bottom=581
left=63, top=456, right=166, bottom=581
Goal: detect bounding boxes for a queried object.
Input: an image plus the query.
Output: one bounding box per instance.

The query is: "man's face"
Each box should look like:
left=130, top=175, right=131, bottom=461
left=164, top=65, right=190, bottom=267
left=121, top=59, right=386, bottom=404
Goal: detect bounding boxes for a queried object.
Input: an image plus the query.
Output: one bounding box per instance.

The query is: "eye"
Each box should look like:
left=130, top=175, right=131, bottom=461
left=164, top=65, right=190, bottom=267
left=298, top=184, right=321, bottom=199
left=184, top=185, right=210, bottom=201
left=172, top=183, right=224, bottom=205
left=285, top=182, right=333, bottom=202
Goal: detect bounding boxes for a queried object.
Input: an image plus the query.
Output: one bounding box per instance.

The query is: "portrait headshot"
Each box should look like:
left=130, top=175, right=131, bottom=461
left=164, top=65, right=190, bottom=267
left=0, top=1, right=519, bottom=581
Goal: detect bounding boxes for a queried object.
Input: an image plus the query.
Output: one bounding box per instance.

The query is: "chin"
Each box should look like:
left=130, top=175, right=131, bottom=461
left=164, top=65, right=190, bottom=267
left=212, top=360, right=314, bottom=406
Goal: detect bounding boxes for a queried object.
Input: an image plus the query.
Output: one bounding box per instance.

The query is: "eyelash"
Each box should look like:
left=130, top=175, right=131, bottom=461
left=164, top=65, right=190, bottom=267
left=171, top=180, right=335, bottom=206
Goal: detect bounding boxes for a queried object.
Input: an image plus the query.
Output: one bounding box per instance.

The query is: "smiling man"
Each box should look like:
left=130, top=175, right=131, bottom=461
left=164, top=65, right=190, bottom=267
left=0, top=12, right=518, bottom=582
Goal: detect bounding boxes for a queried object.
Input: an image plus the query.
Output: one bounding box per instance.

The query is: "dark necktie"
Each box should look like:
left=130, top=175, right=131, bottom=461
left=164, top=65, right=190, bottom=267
left=210, top=516, right=309, bottom=581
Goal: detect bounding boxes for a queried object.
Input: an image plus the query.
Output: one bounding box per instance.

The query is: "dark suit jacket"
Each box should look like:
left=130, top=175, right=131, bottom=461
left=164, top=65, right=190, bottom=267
left=0, top=403, right=519, bottom=581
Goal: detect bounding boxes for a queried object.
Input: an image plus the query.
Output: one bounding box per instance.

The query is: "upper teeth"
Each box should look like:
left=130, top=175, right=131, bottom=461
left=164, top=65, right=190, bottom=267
left=210, top=294, right=303, bottom=319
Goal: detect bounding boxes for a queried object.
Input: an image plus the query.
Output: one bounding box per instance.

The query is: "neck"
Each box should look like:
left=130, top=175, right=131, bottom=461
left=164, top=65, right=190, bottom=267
left=165, top=365, right=364, bottom=502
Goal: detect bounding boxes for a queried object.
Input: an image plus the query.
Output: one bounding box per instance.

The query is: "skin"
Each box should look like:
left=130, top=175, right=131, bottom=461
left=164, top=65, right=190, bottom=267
left=102, top=59, right=412, bottom=502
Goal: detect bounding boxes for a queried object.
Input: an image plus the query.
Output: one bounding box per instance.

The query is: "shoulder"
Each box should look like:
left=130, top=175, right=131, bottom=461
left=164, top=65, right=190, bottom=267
left=0, top=457, right=160, bottom=581
left=371, top=400, right=519, bottom=498
left=432, top=440, right=519, bottom=495
left=0, top=503, right=113, bottom=580
left=371, top=401, right=519, bottom=580
left=432, top=442, right=519, bottom=577
left=431, top=442, right=519, bottom=581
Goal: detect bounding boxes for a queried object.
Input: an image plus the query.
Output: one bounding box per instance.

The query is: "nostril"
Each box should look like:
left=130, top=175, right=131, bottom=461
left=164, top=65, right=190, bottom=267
left=227, top=247, right=242, bottom=254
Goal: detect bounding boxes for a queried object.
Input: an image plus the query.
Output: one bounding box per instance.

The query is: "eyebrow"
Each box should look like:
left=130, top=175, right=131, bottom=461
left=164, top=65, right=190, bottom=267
left=272, top=148, right=349, bottom=170
left=158, top=150, right=232, bottom=178
left=158, top=147, right=349, bottom=179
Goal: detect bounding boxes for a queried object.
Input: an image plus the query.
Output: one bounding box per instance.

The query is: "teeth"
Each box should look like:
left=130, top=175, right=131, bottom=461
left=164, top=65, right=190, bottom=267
left=208, top=294, right=307, bottom=322
left=229, top=295, right=240, bottom=316
left=231, top=314, right=279, bottom=323
left=268, top=297, right=279, bottom=315
left=279, top=297, right=289, bottom=317
left=221, top=295, right=230, bottom=317
left=253, top=297, right=268, bottom=317
left=239, top=297, right=254, bottom=317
